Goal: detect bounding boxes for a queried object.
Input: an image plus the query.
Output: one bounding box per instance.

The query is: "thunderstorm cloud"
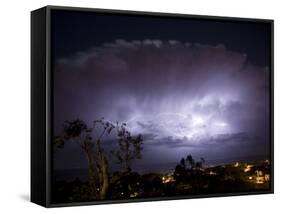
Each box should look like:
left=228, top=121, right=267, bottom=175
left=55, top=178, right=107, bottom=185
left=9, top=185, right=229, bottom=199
left=54, top=39, right=270, bottom=169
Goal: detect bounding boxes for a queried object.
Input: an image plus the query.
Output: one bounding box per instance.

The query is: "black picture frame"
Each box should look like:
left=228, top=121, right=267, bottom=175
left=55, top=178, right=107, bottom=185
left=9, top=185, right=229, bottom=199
left=31, top=5, right=274, bottom=208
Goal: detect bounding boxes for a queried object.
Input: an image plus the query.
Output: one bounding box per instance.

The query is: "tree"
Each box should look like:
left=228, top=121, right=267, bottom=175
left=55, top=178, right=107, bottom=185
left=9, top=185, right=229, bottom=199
left=200, top=157, right=205, bottom=168
left=180, top=158, right=186, bottom=169
left=186, top=154, right=195, bottom=169
left=54, top=118, right=115, bottom=199
left=185, top=155, right=205, bottom=170
left=174, top=158, right=187, bottom=181
left=54, top=119, right=98, bottom=199
left=92, top=119, right=115, bottom=199
left=54, top=118, right=143, bottom=200
left=113, top=122, right=143, bottom=173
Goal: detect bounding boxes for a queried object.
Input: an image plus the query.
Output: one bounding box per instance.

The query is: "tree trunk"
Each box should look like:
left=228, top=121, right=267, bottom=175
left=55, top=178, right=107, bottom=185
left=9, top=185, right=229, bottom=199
left=96, top=140, right=109, bottom=199
left=85, top=150, right=98, bottom=199
left=99, top=155, right=109, bottom=199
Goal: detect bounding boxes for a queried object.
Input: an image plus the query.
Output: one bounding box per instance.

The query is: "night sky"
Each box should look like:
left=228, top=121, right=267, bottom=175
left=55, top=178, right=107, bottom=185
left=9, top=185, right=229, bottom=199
left=52, top=9, right=271, bottom=172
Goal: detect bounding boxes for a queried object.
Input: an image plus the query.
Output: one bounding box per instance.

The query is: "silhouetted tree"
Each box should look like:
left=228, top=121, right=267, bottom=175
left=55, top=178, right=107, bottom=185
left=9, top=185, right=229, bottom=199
left=54, top=118, right=143, bottom=200
left=54, top=119, right=98, bottom=199
left=200, top=157, right=205, bottom=168
left=186, top=154, right=195, bottom=169
left=180, top=158, right=186, bottom=169
left=92, top=119, right=115, bottom=199
left=195, top=161, right=202, bottom=169
left=174, top=158, right=187, bottom=181
left=113, top=122, right=143, bottom=173
left=54, top=118, right=115, bottom=199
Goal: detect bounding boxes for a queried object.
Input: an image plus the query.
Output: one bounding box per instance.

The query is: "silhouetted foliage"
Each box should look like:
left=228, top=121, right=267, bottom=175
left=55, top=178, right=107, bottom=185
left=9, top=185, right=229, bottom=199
left=186, top=154, right=195, bottom=169
left=53, top=118, right=143, bottom=200
left=180, top=158, right=186, bottom=168
left=64, top=119, right=88, bottom=138
left=113, top=122, right=143, bottom=173
left=54, top=119, right=100, bottom=198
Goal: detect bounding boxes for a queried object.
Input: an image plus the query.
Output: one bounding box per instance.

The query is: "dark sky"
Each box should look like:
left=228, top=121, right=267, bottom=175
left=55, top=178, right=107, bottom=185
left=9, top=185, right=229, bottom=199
left=51, top=9, right=271, bottom=172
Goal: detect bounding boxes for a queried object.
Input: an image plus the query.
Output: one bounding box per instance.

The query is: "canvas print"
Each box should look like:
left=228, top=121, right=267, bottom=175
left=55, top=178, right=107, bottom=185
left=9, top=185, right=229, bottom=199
left=51, top=10, right=272, bottom=204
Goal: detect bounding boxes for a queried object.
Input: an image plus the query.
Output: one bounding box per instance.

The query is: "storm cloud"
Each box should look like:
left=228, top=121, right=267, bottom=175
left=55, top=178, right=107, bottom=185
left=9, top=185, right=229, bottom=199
left=53, top=39, right=270, bottom=169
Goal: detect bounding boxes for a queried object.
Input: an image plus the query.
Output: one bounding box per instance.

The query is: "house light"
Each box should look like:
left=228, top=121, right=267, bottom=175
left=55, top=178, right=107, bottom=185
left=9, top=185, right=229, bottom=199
left=256, top=176, right=265, bottom=184
left=244, top=164, right=253, bottom=172
left=162, top=175, right=175, bottom=183
left=130, top=192, right=138, bottom=198
left=256, top=170, right=263, bottom=176
left=265, top=174, right=270, bottom=181
left=209, top=171, right=216, bottom=175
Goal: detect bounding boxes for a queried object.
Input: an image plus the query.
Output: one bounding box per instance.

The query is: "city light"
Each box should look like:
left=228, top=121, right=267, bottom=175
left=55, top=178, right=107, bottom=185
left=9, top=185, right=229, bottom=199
left=234, top=162, right=240, bottom=167
left=244, top=164, right=253, bottom=172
